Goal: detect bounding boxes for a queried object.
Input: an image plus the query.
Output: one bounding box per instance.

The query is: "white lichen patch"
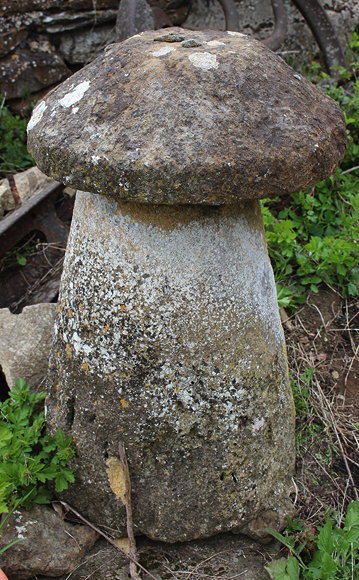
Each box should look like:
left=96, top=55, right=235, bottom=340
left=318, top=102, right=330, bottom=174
left=27, top=100, right=47, bottom=131
left=59, top=80, right=90, bottom=108
left=207, top=40, right=226, bottom=47
left=152, top=46, right=175, bottom=57
left=227, top=31, right=246, bottom=37
left=188, top=52, right=219, bottom=70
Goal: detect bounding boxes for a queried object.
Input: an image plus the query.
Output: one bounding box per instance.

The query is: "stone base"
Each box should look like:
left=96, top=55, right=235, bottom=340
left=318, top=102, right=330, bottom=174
left=47, top=191, right=295, bottom=542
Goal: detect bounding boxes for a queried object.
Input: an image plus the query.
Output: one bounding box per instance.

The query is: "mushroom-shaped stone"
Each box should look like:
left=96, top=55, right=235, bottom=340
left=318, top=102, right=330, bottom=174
left=27, top=28, right=346, bottom=543
left=28, top=28, right=345, bottom=205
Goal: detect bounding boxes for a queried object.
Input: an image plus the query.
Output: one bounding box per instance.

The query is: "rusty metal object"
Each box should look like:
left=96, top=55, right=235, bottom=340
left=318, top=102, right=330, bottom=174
left=4, top=173, right=21, bottom=209
left=263, top=0, right=288, bottom=51
left=291, top=0, right=346, bottom=73
left=116, top=0, right=344, bottom=77
left=0, top=181, right=68, bottom=258
left=217, top=0, right=240, bottom=31
left=0, top=181, right=74, bottom=312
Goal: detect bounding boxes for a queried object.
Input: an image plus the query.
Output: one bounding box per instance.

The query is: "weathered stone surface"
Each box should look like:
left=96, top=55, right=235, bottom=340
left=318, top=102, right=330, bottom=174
left=28, top=28, right=346, bottom=205
left=0, top=0, right=118, bottom=15
left=0, top=166, right=54, bottom=216
left=0, top=47, right=70, bottom=99
left=0, top=28, right=27, bottom=58
left=59, top=25, right=115, bottom=65
left=38, top=9, right=118, bottom=34
left=116, top=0, right=155, bottom=42
left=46, top=192, right=295, bottom=542
left=0, top=505, right=98, bottom=580
left=0, top=303, right=56, bottom=390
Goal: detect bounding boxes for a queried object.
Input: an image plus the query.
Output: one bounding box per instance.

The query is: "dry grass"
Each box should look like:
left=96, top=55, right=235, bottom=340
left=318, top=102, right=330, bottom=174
left=282, top=291, right=358, bottom=528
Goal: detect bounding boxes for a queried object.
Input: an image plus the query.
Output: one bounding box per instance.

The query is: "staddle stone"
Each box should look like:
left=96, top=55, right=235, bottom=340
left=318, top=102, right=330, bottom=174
left=26, top=27, right=346, bottom=543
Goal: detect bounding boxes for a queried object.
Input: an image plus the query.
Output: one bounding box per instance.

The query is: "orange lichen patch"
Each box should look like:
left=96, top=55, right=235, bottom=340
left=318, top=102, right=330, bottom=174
left=79, top=303, right=84, bottom=310
left=65, top=343, right=73, bottom=358
left=106, top=457, right=126, bottom=504
left=120, top=399, right=129, bottom=409
left=67, top=311, right=73, bottom=317
left=57, top=305, right=62, bottom=313
left=103, top=326, right=109, bottom=333
left=55, top=383, right=60, bottom=391
left=120, top=304, right=126, bottom=312
left=81, top=362, right=90, bottom=371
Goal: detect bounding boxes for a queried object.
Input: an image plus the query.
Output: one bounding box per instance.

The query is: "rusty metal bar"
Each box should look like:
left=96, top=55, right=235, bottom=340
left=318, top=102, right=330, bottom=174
left=262, top=0, right=288, bottom=51
left=0, top=181, right=67, bottom=259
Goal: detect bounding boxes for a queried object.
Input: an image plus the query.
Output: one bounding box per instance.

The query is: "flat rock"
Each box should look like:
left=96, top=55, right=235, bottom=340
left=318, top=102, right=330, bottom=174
left=0, top=303, right=56, bottom=390
left=0, top=47, right=70, bottom=99
left=38, top=532, right=274, bottom=580
left=59, top=24, right=115, bottom=64
left=0, top=504, right=98, bottom=580
left=0, top=166, right=54, bottom=216
left=0, top=0, right=118, bottom=14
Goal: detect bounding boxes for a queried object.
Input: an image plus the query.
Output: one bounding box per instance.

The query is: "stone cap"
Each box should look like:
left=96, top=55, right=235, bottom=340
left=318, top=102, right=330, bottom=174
left=27, top=28, right=346, bottom=205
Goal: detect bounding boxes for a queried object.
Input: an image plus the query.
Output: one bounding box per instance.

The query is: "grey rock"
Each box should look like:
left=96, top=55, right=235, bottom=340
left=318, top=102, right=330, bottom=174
left=0, top=505, right=98, bottom=580
left=184, top=0, right=359, bottom=70
left=38, top=533, right=273, bottom=580
left=116, top=0, right=154, bottom=42
left=0, top=303, right=56, bottom=390
left=59, top=25, right=116, bottom=64
left=27, top=28, right=346, bottom=205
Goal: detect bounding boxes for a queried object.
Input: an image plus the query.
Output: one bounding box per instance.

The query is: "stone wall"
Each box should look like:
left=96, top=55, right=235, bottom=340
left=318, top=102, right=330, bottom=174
left=1, top=0, right=358, bottom=104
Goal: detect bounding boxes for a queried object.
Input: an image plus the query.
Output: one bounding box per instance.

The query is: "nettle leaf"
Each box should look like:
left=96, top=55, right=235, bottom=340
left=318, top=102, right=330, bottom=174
left=344, top=501, right=359, bottom=532
left=317, top=520, right=335, bottom=553
left=0, top=424, right=12, bottom=447
left=0, top=379, right=74, bottom=512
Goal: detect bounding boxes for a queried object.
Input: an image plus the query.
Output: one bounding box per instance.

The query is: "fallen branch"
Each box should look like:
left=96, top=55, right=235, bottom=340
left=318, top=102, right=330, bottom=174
left=57, top=501, right=157, bottom=580
left=118, top=441, right=141, bottom=580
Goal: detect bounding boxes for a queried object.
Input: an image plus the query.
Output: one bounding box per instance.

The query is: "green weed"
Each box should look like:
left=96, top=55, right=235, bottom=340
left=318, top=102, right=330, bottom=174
left=0, top=378, right=74, bottom=514
left=291, top=368, right=323, bottom=456
left=264, top=38, right=359, bottom=310
left=0, top=95, right=34, bottom=175
left=265, top=501, right=359, bottom=579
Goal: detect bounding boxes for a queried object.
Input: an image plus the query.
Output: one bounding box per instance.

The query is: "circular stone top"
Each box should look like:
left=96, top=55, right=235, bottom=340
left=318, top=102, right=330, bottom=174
left=27, top=28, right=346, bottom=205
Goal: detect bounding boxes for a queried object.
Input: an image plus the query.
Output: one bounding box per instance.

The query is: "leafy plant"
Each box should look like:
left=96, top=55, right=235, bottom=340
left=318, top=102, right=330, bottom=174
left=0, top=95, right=34, bottom=175
left=0, top=378, right=74, bottom=514
left=264, top=37, right=359, bottom=310
left=265, top=501, right=359, bottom=579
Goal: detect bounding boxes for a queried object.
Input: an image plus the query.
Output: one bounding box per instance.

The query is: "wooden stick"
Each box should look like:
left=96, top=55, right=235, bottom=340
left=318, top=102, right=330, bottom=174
left=57, top=501, right=157, bottom=580
left=118, top=441, right=141, bottom=580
